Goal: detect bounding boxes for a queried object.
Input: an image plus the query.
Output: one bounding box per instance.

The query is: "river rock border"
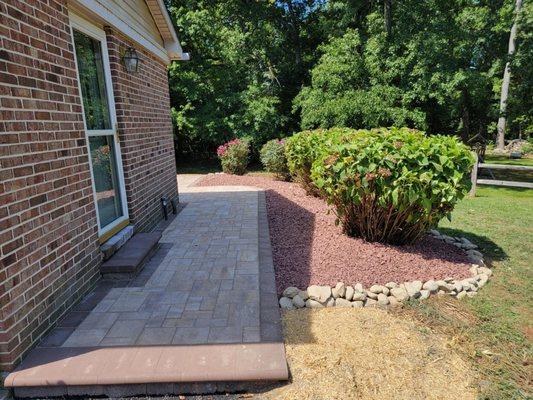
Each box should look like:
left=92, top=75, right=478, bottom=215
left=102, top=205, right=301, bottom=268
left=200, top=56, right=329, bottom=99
left=279, top=231, right=492, bottom=310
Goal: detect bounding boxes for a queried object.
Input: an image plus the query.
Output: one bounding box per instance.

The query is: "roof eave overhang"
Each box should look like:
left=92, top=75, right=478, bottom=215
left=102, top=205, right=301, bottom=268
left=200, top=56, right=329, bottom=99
left=146, top=0, right=189, bottom=61
left=68, top=0, right=189, bottom=63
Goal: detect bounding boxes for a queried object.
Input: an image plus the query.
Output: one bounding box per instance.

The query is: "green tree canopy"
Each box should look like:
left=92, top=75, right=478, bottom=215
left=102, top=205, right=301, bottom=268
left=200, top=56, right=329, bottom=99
left=167, top=0, right=532, bottom=160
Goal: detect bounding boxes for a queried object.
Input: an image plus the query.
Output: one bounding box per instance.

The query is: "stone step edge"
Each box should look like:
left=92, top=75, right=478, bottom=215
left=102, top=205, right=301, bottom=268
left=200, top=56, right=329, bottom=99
left=100, top=225, right=135, bottom=261
left=101, top=232, right=162, bottom=276
left=4, top=343, right=288, bottom=389
left=12, top=380, right=285, bottom=398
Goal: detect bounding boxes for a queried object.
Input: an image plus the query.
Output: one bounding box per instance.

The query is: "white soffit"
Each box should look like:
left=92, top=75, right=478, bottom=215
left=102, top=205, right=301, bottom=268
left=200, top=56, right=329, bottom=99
left=69, top=0, right=189, bottom=63
left=145, top=0, right=190, bottom=61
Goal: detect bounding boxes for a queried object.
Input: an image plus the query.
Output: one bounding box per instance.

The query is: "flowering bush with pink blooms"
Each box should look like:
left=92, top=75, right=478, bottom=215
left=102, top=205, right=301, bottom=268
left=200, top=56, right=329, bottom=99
left=260, top=139, right=290, bottom=180
left=217, top=138, right=249, bottom=175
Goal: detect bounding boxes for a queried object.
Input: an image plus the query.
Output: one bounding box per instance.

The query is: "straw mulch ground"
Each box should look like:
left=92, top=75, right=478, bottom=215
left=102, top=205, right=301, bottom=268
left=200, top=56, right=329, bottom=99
left=262, top=308, right=477, bottom=400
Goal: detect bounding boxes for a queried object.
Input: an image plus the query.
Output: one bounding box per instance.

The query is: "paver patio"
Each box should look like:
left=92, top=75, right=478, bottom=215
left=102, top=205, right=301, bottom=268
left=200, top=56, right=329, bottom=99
left=5, top=182, right=287, bottom=396
left=58, top=186, right=262, bottom=347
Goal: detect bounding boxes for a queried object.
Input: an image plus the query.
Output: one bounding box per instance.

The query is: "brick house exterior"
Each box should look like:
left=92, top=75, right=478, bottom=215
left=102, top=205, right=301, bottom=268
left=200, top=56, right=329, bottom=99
left=0, top=0, right=187, bottom=372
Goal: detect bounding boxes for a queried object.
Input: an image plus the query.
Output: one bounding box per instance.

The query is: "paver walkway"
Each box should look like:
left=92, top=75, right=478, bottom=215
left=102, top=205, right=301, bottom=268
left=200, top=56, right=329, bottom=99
left=5, top=181, right=286, bottom=396
left=60, top=186, right=263, bottom=346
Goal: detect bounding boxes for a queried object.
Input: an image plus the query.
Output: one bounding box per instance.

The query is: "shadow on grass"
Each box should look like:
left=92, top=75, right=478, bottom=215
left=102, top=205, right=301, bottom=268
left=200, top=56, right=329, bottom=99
left=478, top=168, right=533, bottom=183
left=436, top=227, right=508, bottom=264
left=176, top=161, right=220, bottom=174
left=176, top=161, right=267, bottom=175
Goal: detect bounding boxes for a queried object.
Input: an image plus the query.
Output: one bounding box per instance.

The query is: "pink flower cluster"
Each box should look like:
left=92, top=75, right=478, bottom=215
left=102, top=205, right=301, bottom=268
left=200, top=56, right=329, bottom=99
left=217, top=138, right=241, bottom=157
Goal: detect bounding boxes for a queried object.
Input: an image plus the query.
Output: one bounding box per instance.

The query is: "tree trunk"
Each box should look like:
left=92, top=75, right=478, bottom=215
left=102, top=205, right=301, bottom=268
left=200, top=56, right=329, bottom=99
left=286, top=1, right=302, bottom=72
left=384, top=0, right=392, bottom=37
left=461, top=90, right=470, bottom=142
left=497, top=0, right=523, bottom=150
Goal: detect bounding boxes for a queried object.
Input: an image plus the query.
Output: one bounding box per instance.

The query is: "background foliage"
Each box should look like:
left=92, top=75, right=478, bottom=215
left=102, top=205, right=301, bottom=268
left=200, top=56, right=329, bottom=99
left=260, top=139, right=291, bottom=180
left=167, top=0, right=532, bottom=162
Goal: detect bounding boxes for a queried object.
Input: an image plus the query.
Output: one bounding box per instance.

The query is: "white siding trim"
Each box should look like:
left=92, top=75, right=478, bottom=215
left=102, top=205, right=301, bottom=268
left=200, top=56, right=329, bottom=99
left=69, top=0, right=171, bottom=63
left=145, top=0, right=190, bottom=60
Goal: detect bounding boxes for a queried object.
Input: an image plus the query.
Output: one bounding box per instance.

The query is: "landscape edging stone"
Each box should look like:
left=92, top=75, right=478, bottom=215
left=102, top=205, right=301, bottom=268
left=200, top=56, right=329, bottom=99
left=279, top=230, right=492, bottom=309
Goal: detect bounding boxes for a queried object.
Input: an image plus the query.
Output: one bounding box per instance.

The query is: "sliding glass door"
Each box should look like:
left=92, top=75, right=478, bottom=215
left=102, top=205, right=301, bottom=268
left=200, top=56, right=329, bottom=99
left=71, top=14, right=128, bottom=238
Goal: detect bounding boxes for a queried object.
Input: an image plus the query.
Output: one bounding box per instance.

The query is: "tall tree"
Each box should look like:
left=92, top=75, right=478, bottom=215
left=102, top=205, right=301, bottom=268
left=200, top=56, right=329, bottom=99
left=497, top=0, right=524, bottom=150
left=384, top=0, right=392, bottom=37
left=165, top=0, right=531, bottom=163
left=167, top=0, right=323, bottom=160
left=295, top=0, right=500, bottom=137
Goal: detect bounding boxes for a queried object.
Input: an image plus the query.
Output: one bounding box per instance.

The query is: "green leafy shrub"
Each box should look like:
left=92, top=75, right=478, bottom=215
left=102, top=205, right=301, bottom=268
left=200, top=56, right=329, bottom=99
left=260, top=139, right=290, bottom=180
left=217, top=139, right=250, bottom=175
left=311, top=127, right=475, bottom=245
left=285, top=128, right=353, bottom=195
left=520, top=138, right=533, bottom=155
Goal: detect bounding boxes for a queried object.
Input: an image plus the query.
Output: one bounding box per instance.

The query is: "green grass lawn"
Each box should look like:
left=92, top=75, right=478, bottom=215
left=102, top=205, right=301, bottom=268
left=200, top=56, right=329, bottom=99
left=404, top=186, right=532, bottom=399
left=479, top=155, right=533, bottom=183
left=484, top=154, right=533, bottom=167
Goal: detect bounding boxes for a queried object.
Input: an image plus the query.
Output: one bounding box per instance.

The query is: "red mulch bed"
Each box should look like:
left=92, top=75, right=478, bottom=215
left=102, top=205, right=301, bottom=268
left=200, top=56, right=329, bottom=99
left=197, top=173, right=472, bottom=293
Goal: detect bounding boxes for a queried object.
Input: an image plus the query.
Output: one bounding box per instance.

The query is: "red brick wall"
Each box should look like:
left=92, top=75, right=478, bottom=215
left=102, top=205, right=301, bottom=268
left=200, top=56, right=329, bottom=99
left=1, top=1, right=178, bottom=373
left=105, top=28, right=178, bottom=233
left=0, top=0, right=101, bottom=371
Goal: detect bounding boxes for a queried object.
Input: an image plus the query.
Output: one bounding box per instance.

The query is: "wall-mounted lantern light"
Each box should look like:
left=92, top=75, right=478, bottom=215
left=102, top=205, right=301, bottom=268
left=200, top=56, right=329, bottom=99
left=123, top=47, right=139, bottom=73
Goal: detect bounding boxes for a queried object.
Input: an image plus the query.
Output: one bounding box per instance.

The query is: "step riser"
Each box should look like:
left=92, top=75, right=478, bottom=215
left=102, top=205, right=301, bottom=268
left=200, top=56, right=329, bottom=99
left=102, top=243, right=160, bottom=280
left=14, top=380, right=286, bottom=398
left=100, top=225, right=135, bottom=261
left=100, top=232, right=162, bottom=277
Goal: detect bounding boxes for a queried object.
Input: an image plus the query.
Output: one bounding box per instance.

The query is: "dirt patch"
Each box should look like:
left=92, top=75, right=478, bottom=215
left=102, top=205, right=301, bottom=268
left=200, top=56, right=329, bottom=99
left=262, top=308, right=477, bottom=400
left=197, top=174, right=472, bottom=293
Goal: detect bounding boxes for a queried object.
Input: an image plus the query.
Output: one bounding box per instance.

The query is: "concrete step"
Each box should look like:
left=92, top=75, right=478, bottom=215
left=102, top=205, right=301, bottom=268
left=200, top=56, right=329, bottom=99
left=101, top=232, right=161, bottom=279
left=100, top=225, right=135, bottom=260
left=3, top=343, right=289, bottom=398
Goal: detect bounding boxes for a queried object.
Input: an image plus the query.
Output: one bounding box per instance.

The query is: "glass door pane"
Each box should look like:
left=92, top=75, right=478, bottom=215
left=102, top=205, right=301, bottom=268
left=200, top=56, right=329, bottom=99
left=89, top=136, right=123, bottom=228
left=73, top=30, right=111, bottom=130
left=73, top=24, right=127, bottom=233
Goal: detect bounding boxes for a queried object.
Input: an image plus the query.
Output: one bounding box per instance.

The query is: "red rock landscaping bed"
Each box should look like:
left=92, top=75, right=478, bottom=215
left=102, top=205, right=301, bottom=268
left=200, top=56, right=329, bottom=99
left=196, top=174, right=472, bottom=294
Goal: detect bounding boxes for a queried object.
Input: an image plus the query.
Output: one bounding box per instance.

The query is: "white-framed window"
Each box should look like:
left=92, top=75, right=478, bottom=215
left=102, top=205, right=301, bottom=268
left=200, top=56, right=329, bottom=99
left=70, top=13, right=129, bottom=238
